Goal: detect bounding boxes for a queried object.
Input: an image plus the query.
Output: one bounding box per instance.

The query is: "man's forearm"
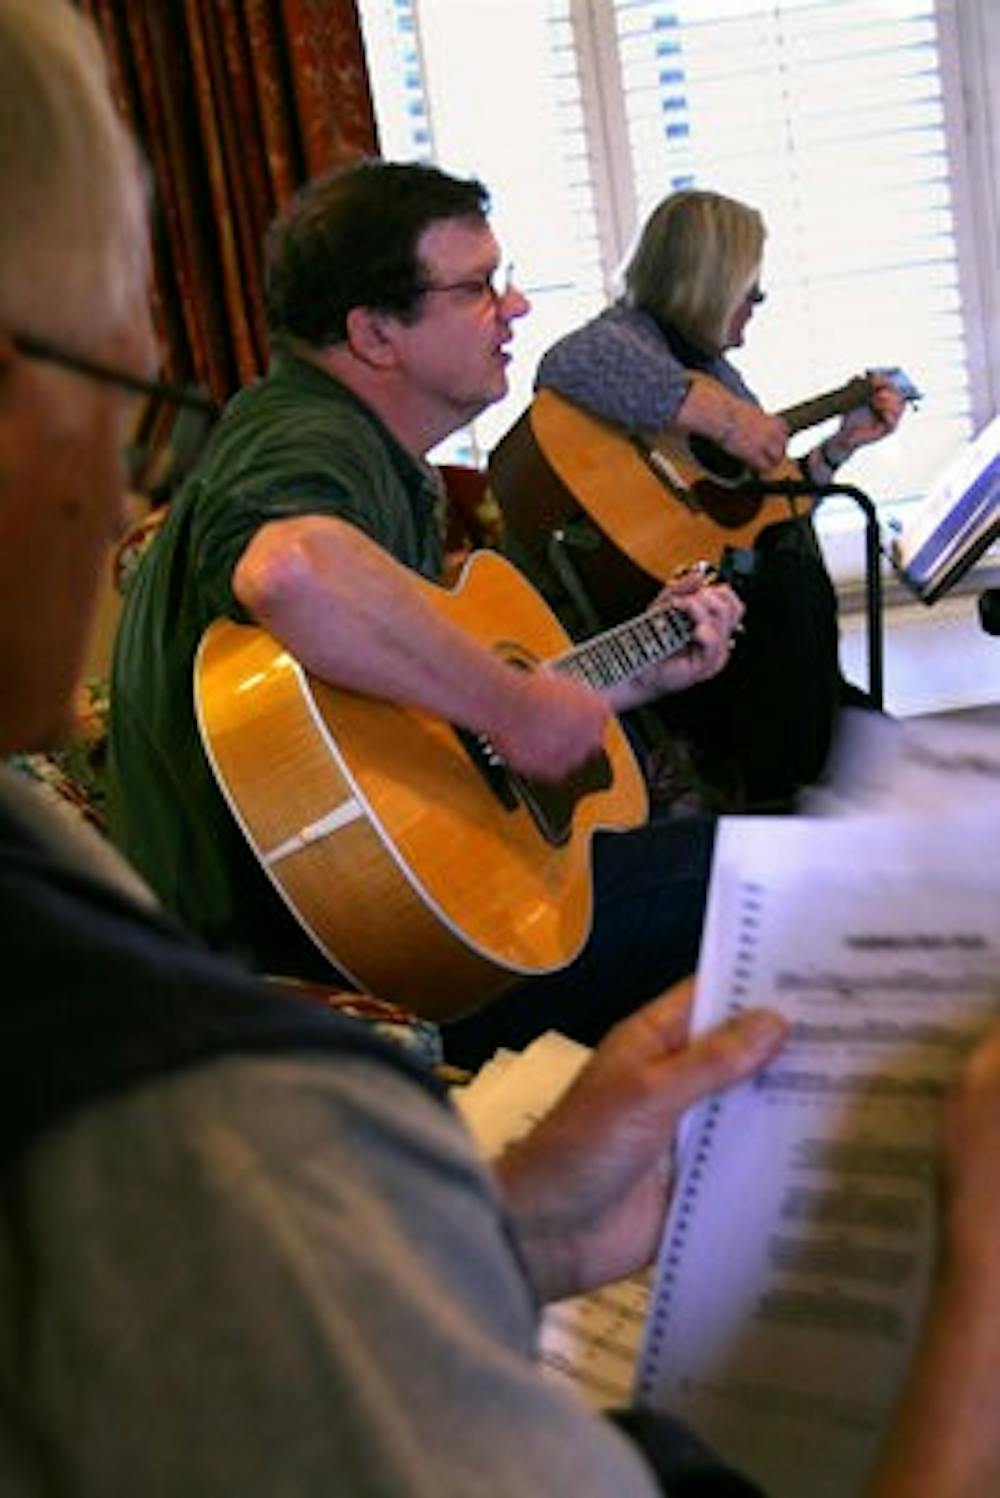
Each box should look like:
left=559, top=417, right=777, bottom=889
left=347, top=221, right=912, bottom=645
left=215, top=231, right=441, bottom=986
left=232, top=514, right=611, bottom=783
left=234, top=514, right=527, bottom=734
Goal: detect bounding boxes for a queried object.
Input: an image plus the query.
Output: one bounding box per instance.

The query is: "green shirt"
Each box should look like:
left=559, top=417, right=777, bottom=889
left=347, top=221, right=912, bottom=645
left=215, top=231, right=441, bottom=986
left=108, top=350, right=445, bottom=976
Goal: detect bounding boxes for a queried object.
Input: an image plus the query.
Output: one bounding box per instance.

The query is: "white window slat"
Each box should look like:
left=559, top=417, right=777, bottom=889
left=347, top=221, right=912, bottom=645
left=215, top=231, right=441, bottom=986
left=358, top=0, right=992, bottom=573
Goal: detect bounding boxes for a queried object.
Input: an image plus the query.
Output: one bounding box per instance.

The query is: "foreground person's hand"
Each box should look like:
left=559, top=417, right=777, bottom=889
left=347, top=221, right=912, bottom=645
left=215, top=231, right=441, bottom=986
left=494, top=978, right=789, bottom=1303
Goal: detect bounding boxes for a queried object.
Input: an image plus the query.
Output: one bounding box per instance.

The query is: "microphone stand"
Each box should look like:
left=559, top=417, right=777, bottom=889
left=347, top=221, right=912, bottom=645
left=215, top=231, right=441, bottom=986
left=746, top=478, right=885, bottom=709
left=544, top=473, right=887, bottom=711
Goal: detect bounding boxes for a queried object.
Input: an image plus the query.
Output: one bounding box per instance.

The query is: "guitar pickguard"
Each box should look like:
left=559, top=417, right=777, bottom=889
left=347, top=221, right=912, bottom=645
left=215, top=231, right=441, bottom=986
left=511, top=753, right=613, bottom=847
left=454, top=641, right=616, bottom=845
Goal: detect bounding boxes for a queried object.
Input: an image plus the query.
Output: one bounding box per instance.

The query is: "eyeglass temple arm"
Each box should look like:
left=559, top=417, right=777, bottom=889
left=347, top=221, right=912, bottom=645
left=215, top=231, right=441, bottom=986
left=10, top=332, right=217, bottom=415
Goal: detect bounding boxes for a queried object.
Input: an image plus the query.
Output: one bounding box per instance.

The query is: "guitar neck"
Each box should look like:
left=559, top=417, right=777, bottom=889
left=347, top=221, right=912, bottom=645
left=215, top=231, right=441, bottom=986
left=552, top=604, right=693, bottom=693
left=778, top=377, right=872, bottom=437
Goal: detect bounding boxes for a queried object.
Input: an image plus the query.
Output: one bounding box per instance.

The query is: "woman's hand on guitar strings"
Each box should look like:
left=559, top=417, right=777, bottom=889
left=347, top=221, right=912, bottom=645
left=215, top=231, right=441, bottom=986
left=681, top=374, right=788, bottom=473
left=721, top=399, right=789, bottom=473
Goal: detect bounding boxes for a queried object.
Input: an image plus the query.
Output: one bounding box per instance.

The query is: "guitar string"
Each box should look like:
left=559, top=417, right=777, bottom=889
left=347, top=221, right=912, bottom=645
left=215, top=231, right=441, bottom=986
left=555, top=605, right=693, bottom=692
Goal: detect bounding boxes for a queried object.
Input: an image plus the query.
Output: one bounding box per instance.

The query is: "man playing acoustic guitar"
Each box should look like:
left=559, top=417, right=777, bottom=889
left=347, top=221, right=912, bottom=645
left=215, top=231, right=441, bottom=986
left=525, top=188, right=908, bottom=813
left=108, top=161, right=742, bottom=1069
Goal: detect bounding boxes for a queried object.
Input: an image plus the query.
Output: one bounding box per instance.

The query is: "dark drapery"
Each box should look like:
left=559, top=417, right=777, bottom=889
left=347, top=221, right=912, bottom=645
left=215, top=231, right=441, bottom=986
left=78, top=0, right=378, bottom=406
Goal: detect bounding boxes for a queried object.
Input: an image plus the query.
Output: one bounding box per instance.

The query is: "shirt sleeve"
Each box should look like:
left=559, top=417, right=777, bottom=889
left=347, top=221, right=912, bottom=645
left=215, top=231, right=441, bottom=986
left=537, top=304, right=693, bottom=431
left=189, top=426, right=412, bottom=625
left=0, top=1053, right=665, bottom=1498
left=536, top=303, right=761, bottom=431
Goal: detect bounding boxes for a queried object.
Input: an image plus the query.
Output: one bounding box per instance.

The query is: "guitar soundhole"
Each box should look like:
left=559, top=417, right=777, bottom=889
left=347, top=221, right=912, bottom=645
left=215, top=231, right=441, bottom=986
left=688, top=434, right=748, bottom=485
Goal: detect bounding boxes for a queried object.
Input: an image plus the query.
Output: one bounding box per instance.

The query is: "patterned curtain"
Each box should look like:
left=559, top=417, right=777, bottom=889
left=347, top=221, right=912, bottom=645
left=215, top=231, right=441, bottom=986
left=78, top=0, right=378, bottom=405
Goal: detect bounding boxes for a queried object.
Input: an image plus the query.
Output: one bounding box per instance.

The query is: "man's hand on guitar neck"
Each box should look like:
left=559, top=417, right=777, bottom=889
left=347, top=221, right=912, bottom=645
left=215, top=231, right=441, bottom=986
left=679, top=371, right=788, bottom=473
left=605, top=572, right=745, bottom=714
left=491, top=572, right=743, bottom=769
left=491, top=570, right=743, bottom=768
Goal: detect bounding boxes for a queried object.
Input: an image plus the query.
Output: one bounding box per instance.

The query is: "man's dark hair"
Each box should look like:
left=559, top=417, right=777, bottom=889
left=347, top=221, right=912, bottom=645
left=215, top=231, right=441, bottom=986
left=265, top=159, right=491, bottom=346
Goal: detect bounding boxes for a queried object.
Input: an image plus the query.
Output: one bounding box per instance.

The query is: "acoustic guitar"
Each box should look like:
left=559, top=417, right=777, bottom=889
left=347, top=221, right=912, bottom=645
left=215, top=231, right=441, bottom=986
left=195, top=550, right=704, bottom=1020
left=490, top=370, right=920, bottom=624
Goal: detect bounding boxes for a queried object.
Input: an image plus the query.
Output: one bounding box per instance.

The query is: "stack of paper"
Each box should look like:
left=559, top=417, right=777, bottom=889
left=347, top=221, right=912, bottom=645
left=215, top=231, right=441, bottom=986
left=454, top=1030, right=652, bottom=1411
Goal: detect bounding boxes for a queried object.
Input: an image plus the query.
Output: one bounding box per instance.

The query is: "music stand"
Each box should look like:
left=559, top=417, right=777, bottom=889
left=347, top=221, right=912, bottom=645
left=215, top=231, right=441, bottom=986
left=892, top=413, right=1000, bottom=606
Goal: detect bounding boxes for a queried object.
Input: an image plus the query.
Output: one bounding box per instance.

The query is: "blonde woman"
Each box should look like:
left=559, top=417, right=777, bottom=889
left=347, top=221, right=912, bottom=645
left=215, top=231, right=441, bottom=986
left=532, top=188, right=905, bottom=810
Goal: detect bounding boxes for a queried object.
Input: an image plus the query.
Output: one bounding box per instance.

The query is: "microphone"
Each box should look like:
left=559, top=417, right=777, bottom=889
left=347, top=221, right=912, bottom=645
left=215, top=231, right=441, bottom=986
left=978, top=589, right=1000, bottom=635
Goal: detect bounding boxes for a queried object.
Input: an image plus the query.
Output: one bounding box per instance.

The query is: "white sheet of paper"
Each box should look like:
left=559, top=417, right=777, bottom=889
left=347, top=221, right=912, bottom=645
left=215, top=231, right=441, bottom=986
left=635, top=811, right=1000, bottom=1498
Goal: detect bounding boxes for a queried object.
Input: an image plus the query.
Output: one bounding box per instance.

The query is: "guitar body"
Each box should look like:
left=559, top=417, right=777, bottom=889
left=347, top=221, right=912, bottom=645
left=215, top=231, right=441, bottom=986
left=492, top=389, right=814, bottom=624
left=195, top=551, right=648, bottom=1020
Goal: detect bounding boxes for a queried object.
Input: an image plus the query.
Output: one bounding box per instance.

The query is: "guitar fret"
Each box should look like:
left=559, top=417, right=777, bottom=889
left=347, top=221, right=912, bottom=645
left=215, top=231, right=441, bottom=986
left=567, top=653, right=604, bottom=689
left=635, top=618, right=664, bottom=659
left=641, top=619, right=670, bottom=656
left=557, top=605, right=693, bottom=690
left=650, top=612, right=689, bottom=654
left=573, top=639, right=625, bottom=688
left=608, top=637, right=633, bottom=677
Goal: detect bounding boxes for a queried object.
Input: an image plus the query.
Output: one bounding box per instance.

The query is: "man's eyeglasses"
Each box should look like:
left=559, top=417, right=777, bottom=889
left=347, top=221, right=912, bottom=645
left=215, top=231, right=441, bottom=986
left=11, top=331, right=217, bottom=416
left=418, top=262, right=517, bottom=309
left=11, top=331, right=218, bottom=491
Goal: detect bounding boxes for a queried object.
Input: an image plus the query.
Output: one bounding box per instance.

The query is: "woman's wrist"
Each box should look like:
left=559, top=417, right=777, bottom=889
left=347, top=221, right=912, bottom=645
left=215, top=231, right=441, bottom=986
left=819, top=436, right=850, bottom=472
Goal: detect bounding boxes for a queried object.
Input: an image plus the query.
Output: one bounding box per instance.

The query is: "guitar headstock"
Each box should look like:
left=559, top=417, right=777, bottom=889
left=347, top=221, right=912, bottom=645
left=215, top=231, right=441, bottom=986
left=867, top=365, right=922, bottom=407
left=776, top=370, right=923, bottom=439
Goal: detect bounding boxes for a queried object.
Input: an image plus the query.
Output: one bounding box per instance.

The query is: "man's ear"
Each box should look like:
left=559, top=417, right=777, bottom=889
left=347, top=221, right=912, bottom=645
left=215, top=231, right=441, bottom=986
left=344, top=306, right=404, bottom=370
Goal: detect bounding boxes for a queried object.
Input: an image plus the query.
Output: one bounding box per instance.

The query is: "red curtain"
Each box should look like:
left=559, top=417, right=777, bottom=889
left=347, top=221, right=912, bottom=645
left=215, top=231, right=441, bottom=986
left=78, top=0, right=378, bottom=405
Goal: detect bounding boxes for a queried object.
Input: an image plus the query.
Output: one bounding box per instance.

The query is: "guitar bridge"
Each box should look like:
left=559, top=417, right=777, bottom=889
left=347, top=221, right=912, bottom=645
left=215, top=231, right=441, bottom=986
left=454, top=726, right=519, bottom=811
left=629, top=431, right=698, bottom=510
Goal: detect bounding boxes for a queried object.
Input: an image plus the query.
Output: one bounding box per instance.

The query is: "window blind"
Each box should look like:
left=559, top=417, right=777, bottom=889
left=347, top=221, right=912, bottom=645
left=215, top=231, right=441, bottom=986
left=359, top=0, right=982, bottom=572
left=610, top=0, right=974, bottom=565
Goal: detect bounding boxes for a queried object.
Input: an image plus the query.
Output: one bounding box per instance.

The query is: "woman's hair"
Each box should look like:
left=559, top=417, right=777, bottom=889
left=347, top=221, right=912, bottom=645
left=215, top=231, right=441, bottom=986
left=623, top=189, right=765, bottom=354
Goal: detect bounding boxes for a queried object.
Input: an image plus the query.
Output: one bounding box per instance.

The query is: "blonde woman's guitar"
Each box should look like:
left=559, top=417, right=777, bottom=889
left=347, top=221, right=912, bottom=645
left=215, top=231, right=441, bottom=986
left=194, top=550, right=707, bottom=1020
left=490, top=370, right=920, bottom=623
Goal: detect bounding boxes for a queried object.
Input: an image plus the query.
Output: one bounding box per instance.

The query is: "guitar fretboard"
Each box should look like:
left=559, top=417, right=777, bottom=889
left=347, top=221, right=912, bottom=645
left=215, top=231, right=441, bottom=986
left=554, top=605, right=693, bottom=693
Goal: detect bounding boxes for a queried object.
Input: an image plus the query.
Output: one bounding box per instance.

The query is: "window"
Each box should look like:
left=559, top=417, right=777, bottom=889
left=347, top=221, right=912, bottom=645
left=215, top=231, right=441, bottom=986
left=358, top=0, right=999, bottom=579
